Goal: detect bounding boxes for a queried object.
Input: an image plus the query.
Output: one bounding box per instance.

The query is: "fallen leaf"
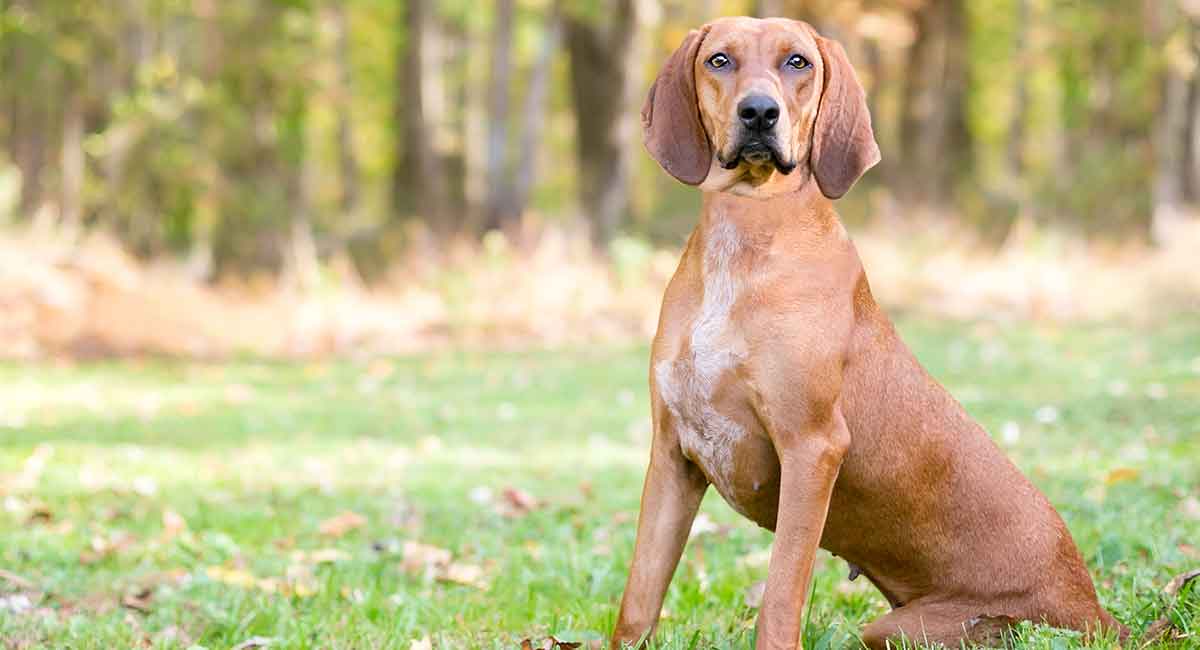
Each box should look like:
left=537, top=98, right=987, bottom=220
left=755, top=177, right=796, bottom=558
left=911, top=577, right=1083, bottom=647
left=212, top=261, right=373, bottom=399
left=26, top=503, right=54, bottom=525
left=410, top=636, right=432, bottom=650
left=519, top=638, right=581, bottom=650
left=439, top=562, right=487, bottom=590
left=285, top=564, right=318, bottom=597
left=232, top=637, right=275, bottom=650
left=205, top=566, right=260, bottom=590
left=121, top=587, right=154, bottom=613
left=319, top=511, right=367, bottom=537
left=402, top=541, right=452, bottom=574
left=501, top=487, right=539, bottom=517
left=80, top=532, right=137, bottom=564
left=1162, top=569, right=1200, bottom=598
left=1104, top=468, right=1139, bottom=485
left=1141, top=570, right=1200, bottom=647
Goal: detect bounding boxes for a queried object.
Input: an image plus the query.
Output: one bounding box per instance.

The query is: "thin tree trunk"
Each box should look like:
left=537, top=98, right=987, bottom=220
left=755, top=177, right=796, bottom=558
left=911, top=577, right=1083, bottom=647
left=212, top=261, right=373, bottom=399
left=393, top=0, right=445, bottom=225
left=483, top=0, right=515, bottom=232
left=1150, top=1, right=1195, bottom=243
left=566, top=0, right=639, bottom=246
left=330, top=2, right=360, bottom=217
left=60, top=87, right=85, bottom=228
left=753, top=0, right=784, bottom=18
left=898, top=0, right=969, bottom=210
left=1007, top=0, right=1029, bottom=186
left=511, top=8, right=562, bottom=221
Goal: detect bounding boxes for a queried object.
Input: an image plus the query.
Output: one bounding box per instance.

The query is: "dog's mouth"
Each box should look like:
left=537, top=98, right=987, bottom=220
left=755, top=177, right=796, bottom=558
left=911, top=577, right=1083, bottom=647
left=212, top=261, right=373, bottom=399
left=719, top=136, right=796, bottom=175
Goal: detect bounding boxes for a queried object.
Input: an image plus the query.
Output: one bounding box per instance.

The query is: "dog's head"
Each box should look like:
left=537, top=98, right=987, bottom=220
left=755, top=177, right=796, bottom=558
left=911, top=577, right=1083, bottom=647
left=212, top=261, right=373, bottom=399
left=642, top=17, right=879, bottom=199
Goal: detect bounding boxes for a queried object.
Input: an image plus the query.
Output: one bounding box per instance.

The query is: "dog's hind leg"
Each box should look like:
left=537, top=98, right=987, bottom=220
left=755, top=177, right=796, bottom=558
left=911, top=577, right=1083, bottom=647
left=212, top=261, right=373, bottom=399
left=860, top=599, right=1017, bottom=649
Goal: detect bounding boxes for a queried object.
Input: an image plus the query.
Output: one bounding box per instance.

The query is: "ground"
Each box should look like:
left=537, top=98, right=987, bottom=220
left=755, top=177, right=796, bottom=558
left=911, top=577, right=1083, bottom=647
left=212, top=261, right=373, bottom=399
left=1, top=318, right=1198, bottom=649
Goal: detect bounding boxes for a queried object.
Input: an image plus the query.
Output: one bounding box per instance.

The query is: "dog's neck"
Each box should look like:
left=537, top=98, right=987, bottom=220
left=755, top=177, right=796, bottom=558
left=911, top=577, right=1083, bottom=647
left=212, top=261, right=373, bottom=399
left=698, top=180, right=840, bottom=250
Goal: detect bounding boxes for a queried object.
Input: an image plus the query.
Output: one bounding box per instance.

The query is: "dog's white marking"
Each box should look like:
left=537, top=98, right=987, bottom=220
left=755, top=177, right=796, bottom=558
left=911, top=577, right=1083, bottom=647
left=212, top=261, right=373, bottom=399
left=656, top=218, right=750, bottom=510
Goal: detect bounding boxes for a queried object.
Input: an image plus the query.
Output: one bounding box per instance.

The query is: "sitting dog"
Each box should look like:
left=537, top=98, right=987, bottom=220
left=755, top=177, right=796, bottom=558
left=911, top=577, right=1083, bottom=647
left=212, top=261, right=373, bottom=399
left=611, top=17, right=1126, bottom=650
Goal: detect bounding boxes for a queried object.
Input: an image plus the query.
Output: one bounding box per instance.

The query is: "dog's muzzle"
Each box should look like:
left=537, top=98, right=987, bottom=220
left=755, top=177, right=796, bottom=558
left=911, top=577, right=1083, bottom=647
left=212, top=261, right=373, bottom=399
left=719, top=134, right=796, bottom=175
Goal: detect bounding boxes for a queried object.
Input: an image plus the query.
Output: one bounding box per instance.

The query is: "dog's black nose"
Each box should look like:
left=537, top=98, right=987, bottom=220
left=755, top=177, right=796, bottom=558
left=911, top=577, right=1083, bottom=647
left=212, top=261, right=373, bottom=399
left=738, top=95, right=780, bottom=132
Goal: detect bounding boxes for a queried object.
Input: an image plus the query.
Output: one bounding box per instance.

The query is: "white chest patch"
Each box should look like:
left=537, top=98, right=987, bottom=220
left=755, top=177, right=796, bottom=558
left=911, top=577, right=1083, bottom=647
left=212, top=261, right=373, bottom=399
left=655, top=219, right=750, bottom=507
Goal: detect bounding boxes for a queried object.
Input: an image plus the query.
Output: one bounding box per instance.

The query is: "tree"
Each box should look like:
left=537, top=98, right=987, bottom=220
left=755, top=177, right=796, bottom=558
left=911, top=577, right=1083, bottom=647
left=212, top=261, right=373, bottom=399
left=394, top=0, right=447, bottom=228
left=565, top=0, right=640, bottom=245
left=897, top=0, right=971, bottom=209
left=1151, top=0, right=1200, bottom=243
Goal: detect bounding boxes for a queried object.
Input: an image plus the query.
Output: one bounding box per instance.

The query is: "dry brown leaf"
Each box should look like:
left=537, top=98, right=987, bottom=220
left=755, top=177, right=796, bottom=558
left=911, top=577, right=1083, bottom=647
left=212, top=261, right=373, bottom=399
left=205, top=566, right=260, bottom=589
left=1140, top=569, right=1200, bottom=647
left=520, top=637, right=581, bottom=650
left=319, top=511, right=367, bottom=537
left=80, top=532, right=137, bottom=564
left=121, top=587, right=154, bottom=613
left=501, top=487, right=539, bottom=516
left=439, top=562, right=487, bottom=590
left=402, top=541, right=452, bottom=574
left=1162, top=569, right=1200, bottom=598
left=285, top=564, right=318, bottom=598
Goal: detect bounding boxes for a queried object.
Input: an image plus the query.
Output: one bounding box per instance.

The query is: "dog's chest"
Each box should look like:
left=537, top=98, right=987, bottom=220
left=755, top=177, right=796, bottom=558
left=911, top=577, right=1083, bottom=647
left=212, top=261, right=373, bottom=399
left=654, top=221, right=758, bottom=507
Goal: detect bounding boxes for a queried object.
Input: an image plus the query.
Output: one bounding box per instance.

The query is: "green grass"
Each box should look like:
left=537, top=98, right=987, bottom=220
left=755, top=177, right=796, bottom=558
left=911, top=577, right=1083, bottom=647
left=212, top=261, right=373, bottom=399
left=1, top=318, right=1198, bottom=649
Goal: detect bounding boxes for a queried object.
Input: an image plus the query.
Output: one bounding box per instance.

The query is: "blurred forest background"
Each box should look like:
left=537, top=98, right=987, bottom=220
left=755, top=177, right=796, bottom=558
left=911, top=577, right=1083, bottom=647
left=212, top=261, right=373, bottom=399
left=1, top=0, right=1199, bottom=358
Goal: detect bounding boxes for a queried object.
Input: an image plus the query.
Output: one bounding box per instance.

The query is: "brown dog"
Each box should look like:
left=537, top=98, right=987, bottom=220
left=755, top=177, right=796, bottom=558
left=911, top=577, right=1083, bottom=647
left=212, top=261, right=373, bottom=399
left=611, top=17, right=1126, bottom=650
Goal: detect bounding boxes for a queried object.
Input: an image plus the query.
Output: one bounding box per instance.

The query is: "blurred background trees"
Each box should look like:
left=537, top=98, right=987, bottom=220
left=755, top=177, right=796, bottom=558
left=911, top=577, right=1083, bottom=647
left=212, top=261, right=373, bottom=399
left=0, top=0, right=1197, bottom=279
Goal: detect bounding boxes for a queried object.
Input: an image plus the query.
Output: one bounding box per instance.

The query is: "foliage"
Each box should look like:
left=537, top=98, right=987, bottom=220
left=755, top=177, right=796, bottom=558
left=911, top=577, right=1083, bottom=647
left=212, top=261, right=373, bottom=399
left=0, top=1, right=1196, bottom=274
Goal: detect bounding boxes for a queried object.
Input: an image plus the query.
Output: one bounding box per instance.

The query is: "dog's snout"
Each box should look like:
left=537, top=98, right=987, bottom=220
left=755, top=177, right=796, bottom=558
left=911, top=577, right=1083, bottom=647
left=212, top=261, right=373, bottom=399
left=737, top=95, right=780, bottom=132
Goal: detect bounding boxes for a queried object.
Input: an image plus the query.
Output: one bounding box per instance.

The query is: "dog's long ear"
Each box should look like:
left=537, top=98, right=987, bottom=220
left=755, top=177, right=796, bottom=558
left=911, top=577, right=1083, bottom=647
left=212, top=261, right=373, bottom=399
left=810, top=36, right=880, bottom=199
left=642, top=26, right=713, bottom=186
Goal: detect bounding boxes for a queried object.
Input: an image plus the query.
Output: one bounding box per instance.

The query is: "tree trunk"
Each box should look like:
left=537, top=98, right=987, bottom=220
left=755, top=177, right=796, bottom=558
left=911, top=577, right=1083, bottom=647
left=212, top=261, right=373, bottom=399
left=565, top=0, right=639, bottom=246
left=511, top=8, right=562, bottom=222
left=1150, top=1, right=1198, bottom=243
left=330, top=2, right=360, bottom=217
left=393, top=0, right=446, bottom=226
left=483, top=0, right=516, bottom=232
left=60, top=87, right=85, bottom=228
left=754, top=0, right=785, bottom=17
left=8, top=3, right=49, bottom=220
left=897, top=0, right=970, bottom=210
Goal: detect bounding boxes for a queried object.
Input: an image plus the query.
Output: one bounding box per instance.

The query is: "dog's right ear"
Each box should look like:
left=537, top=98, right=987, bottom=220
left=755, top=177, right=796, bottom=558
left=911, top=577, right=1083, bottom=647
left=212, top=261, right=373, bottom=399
left=642, top=26, right=713, bottom=186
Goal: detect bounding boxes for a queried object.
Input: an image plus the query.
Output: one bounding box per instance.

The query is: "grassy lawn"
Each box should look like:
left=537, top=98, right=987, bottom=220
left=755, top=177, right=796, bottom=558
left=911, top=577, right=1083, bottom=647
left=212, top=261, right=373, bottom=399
left=1, top=318, right=1198, bottom=649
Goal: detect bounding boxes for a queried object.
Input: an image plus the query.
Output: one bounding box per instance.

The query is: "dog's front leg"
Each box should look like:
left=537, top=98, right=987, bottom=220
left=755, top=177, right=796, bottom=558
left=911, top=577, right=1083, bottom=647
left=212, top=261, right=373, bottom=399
left=756, top=407, right=850, bottom=650
left=611, top=436, right=708, bottom=649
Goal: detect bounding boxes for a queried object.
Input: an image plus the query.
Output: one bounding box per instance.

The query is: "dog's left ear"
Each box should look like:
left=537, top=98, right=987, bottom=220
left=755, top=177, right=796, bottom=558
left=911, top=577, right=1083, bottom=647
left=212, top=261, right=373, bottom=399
left=810, top=35, right=880, bottom=200
left=642, top=26, right=713, bottom=186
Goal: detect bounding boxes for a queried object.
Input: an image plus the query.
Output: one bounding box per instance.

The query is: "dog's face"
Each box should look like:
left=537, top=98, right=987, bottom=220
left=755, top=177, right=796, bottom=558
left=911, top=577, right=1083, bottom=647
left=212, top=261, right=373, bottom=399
left=642, top=17, right=880, bottom=200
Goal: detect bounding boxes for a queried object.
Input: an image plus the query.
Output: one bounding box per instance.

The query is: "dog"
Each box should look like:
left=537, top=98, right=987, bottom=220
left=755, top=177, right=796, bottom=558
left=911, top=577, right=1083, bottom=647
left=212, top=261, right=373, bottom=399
left=610, top=17, right=1127, bottom=650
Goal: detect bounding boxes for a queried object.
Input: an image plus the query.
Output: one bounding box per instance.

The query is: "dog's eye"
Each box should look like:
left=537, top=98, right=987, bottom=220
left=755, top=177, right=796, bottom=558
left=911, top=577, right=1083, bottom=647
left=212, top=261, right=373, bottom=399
left=707, top=53, right=730, bottom=69
left=786, top=54, right=810, bottom=70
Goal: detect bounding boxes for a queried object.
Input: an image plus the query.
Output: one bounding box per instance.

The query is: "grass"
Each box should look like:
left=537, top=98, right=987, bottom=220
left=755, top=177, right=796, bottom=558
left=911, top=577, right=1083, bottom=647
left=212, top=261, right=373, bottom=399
left=1, top=317, right=1198, bottom=649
